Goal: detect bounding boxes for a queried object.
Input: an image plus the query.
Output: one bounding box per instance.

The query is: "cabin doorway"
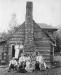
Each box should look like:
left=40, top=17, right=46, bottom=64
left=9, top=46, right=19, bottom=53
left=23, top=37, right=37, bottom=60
left=12, top=45, right=15, bottom=57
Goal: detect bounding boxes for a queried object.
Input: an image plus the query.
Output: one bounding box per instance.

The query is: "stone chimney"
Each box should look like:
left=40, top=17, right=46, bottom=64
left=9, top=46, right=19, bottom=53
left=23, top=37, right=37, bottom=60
left=26, top=1, right=33, bottom=21
left=24, top=2, right=34, bottom=51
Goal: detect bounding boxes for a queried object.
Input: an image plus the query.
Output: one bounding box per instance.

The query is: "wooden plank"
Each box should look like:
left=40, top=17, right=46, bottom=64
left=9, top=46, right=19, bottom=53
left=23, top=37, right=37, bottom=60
left=36, top=49, right=50, bottom=51
left=38, top=51, right=50, bottom=54
left=35, top=44, right=50, bottom=47
left=35, top=40, right=50, bottom=43
left=44, top=60, right=50, bottom=63
left=13, top=35, right=24, bottom=37
left=16, top=31, right=25, bottom=33
left=11, top=38, right=24, bottom=41
left=35, top=46, right=50, bottom=50
left=44, top=56, right=50, bottom=60
left=41, top=54, right=50, bottom=58
left=8, top=40, right=24, bottom=43
left=39, top=54, right=50, bottom=56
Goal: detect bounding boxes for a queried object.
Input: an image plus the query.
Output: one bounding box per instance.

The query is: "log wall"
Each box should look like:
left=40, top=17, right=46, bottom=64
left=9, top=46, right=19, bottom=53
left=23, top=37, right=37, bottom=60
left=33, top=23, right=52, bottom=65
left=8, top=24, right=25, bottom=59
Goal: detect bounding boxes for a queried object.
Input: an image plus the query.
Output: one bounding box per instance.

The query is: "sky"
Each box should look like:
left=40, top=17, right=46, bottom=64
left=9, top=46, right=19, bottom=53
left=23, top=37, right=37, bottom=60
left=0, top=0, right=61, bottom=33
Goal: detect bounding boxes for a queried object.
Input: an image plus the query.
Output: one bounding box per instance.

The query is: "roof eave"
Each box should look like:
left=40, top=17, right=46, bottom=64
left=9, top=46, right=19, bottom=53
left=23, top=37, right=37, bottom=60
left=42, top=28, right=58, bottom=32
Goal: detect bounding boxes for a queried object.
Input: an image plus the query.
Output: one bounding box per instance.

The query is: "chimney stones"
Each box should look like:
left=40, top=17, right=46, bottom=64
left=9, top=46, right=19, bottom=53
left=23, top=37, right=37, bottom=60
left=24, top=2, right=34, bottom=51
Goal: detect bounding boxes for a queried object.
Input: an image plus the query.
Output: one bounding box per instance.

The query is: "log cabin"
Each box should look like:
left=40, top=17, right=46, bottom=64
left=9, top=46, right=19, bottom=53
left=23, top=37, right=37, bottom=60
left=0, top=2, right=57, bottom=66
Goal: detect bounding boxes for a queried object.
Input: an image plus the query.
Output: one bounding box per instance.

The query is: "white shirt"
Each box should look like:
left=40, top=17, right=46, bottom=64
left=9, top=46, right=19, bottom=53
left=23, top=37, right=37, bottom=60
left=9, top=60, right=17, bottom=67
left=18, top=56, right=26, bottom=64
left=25, top=57, right=30, bottom=61
left=15, top=45, right=19, bottom=50
left=25, top=61, right=30, bottom=69
left=36, top=55, right=44, bottom=64
left=36, top=55, right=47, bottom=69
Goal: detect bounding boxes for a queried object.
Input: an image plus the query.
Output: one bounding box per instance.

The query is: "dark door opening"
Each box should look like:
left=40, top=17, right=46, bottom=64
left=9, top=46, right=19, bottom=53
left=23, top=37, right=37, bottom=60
left=12, top=45, right=15, bottom=57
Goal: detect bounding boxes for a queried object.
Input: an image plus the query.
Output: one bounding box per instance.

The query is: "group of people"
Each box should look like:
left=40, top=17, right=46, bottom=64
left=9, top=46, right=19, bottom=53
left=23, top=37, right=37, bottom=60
left=8, top=52, right=47, bottom=72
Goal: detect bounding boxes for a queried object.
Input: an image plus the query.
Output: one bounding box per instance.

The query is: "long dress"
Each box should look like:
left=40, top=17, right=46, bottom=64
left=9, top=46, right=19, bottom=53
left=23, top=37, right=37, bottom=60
left=15, top=45, right=19, bottom=59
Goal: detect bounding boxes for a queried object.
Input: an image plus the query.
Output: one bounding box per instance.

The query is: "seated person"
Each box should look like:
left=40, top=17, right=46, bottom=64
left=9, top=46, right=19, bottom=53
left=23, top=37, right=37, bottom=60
left=35, top=61, right=40, bottom=71
left=25, top=59, right=35, bottom=72
left=35, top=52, right=47, bottom=70
left=18, top=53, right=27, bottom=72
left=8, top=57, right=18, bottom=72
left=31, top=60, right=36, bottom=71
left=18, top=53, right=26, bottom=65
left=25, top=60, right=31, bottom=72
left=25, top=55, right=30, bottom=62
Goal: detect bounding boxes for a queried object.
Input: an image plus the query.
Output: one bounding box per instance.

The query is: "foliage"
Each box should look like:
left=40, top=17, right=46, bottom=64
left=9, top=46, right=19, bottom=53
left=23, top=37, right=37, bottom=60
left=55, top=26, right=61, bottom=53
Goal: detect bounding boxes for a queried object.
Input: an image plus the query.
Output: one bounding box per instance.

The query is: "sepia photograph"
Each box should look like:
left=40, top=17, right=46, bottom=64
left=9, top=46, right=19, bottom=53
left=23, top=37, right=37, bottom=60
left=0, top=0, right=61, bottom=75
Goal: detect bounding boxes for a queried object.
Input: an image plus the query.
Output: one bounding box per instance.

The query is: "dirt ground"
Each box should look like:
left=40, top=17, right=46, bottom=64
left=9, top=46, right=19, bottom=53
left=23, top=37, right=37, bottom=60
left=0, top=55, right=61, bottom=75
left=0, top=67, right=61, bottom=75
